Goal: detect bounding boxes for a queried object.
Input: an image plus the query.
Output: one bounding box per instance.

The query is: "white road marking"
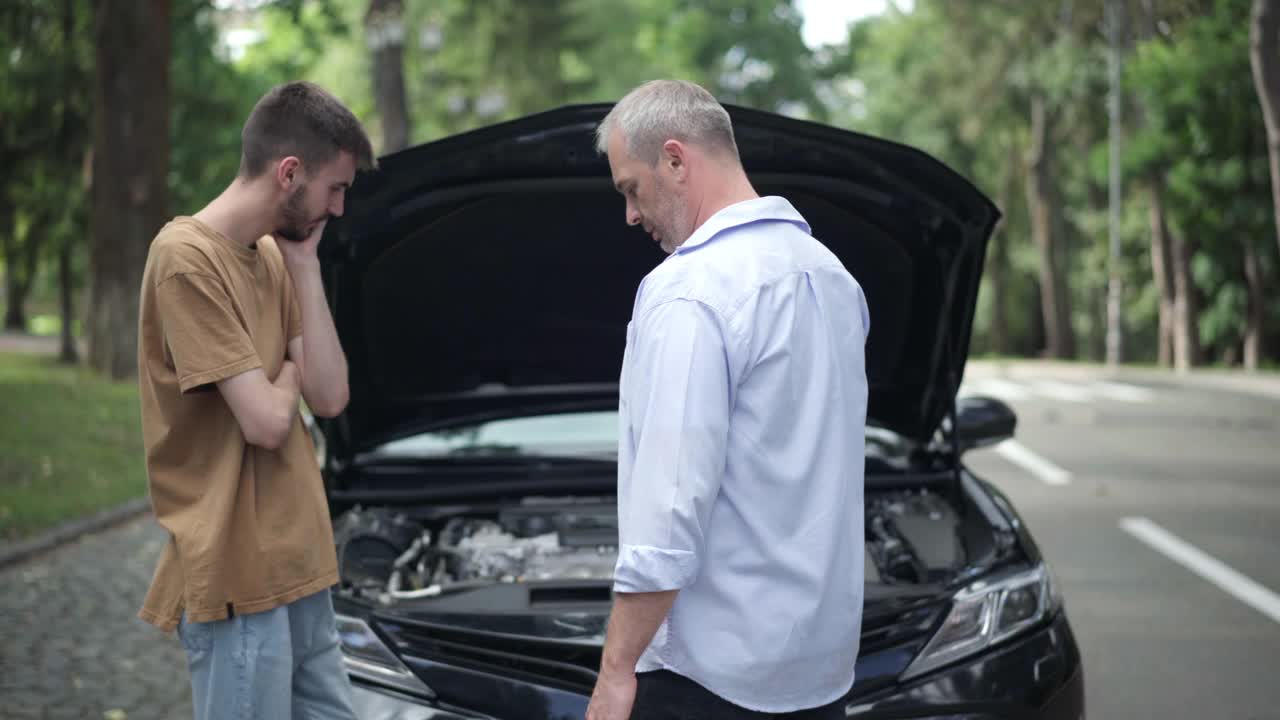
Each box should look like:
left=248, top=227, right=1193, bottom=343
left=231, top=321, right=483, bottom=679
left=963, top=378, right=1032, bottom=402
left=1028, top=379, right=1092, bottom=403
left=993, top=440, right=1073, bottom=485
left=1091, top=381, right=1156, bottom=403
left=963, top=376, right=1158, bottom=404
left=1120, top=517, right=1280, bottom=625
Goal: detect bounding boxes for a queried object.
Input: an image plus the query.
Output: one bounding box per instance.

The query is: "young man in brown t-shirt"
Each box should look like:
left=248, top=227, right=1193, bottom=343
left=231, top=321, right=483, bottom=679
left=136, top=81, right=375, bottom=719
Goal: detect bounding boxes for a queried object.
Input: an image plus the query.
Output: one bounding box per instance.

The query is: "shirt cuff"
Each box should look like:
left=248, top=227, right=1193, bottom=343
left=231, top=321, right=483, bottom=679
left=178, top=354, right=262, bottom=394
left=612, top=544, right=699, bottom=593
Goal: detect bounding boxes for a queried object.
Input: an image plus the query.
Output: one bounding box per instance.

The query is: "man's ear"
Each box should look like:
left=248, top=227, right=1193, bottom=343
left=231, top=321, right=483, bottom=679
left=275, top=156, right=302, bottom=190
left=661, top=139, right=687, bottom=181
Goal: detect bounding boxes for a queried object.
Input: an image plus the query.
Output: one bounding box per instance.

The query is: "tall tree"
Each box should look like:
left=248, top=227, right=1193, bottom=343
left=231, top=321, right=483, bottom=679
left=1146, top=181, right=1176, bottom=366
left=1252, top=0, right=1280, bottom=260
left=1, top=1, right=57, bottom=332
left=938, top=0, right=1108, bottom=360
left=0, top=0, right=90, bottom=347
left=1025, top=94, right=1077, bottom=359
left=88, top=0, right=170, bottom=378
left=988, top=138, right=1021, bottom=356
left=1132, top=0, right=1271, bottom=369
left=0, top=198, right=40, bottom=332
left=56, top=0, right=88, bottom=363
left=1133, top=0, right=1176, bottom=367
left=1168, top=225, right=1200, bottom=370
left=366, top=0, right=410, bottom=153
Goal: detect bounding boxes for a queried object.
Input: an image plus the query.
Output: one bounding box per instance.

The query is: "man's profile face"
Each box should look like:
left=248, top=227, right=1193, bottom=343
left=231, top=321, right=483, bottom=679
left=274, top=151, right=356, bottom=242
left=607, top=130, right=687, bottom=255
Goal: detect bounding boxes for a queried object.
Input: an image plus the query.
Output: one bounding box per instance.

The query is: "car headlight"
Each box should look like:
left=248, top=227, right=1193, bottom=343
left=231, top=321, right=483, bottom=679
left=902, top=563, right=1061, bottom=680
left=336, top=613, right=436, bottom=699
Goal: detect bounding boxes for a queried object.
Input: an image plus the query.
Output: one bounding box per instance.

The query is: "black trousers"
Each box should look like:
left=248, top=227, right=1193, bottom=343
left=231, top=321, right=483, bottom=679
left=629, top=670, right=847, bottom=720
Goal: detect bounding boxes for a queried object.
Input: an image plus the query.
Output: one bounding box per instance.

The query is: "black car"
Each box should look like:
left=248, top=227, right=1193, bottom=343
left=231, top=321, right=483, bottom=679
left=311, top=104, right=1085, bottom=720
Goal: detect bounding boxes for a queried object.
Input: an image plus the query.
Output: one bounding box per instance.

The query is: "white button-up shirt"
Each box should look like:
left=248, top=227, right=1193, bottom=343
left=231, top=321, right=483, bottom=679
left=613, top=196, right=870, bottom=713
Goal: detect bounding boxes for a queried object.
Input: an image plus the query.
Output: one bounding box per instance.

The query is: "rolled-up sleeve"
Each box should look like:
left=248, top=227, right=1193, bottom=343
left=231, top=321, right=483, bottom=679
left=614, top=299, right=731, bottom=594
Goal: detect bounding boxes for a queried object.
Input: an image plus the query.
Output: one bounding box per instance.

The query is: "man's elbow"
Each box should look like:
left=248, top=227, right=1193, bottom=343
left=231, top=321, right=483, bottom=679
left=309, top=385, right=349, bottom=419
left=244, top=407, right=295, bottom=451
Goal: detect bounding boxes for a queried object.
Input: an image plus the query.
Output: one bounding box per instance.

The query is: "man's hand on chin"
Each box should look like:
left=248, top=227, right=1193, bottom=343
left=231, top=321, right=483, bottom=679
left=275, top=219, right=327, bottom=268
left=586, top=666, right=637, bottom=720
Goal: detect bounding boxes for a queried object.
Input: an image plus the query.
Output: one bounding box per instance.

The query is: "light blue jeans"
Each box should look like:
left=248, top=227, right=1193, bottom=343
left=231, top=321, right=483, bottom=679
left=176, top=589, right=359, bottom=720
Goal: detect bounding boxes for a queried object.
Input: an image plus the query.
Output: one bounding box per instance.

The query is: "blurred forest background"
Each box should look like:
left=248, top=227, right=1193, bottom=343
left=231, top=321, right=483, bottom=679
left=2, top=0, right=1277, bottom=378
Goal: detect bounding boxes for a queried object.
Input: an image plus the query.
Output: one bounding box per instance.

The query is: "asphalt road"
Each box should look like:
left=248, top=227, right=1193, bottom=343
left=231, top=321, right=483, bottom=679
left=960, top=364, right=1280, bottom=720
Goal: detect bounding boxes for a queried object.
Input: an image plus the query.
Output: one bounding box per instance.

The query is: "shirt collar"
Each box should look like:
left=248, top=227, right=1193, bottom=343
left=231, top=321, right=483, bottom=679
left=674, top=196, right=811, bottom=255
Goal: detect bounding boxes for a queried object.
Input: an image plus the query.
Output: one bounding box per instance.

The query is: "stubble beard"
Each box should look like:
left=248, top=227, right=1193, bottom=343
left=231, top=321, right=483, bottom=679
left=275, top=184, right=312, bottom=242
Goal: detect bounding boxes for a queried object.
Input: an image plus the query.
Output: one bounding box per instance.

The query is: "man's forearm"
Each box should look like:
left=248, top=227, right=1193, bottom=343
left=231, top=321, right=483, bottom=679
left=272, top=361, right=302, bottom=416
left=288, top=257, right=349, bottom=416
left=228, top=361, right=300, bottom=451
left=601, top=590, right=678, bottom=675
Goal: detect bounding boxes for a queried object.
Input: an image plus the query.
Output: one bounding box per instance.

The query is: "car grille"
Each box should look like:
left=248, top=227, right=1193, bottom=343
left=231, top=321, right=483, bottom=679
left=377, top=592, right=945, bottom=697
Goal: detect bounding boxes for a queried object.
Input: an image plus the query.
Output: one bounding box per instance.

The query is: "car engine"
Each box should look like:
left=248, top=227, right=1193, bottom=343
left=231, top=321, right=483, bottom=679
left=334, top=498, right=620, bottom=603
left=334, top=489, right=964, bottom=605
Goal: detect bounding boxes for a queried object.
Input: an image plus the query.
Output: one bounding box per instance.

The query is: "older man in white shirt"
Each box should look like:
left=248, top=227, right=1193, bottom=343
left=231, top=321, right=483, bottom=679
left=587, top=79, right=870, bottom=720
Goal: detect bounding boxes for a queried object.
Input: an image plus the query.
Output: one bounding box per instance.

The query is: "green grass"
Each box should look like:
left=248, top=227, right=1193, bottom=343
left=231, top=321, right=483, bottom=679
left=28, top=313, right=83, bottom=337
left=0, top=353, right=146, bottom=542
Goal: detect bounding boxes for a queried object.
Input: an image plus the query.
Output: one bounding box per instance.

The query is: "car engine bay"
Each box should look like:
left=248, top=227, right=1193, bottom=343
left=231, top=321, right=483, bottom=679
left=333, top=488, right=971, bottom=606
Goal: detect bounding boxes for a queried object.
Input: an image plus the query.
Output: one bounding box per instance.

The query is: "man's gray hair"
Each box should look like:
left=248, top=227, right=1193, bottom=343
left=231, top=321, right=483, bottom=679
left=595, top=79, right=739, bottom=164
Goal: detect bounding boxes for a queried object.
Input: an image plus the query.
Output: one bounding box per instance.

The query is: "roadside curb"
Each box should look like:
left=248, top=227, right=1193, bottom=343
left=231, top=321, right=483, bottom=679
left=0, top=497, right=150, bottom=570
left=965, top=359, right=1280, bottom=400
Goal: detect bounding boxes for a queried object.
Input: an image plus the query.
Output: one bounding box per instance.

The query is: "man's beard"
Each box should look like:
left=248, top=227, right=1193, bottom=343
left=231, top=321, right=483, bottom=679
left=653, top=189, right=691, bottom=254
left=275, top=184, right=321, bottom=242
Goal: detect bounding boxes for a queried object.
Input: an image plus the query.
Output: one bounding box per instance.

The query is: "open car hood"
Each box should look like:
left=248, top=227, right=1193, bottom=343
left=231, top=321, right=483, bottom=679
left=318, top=104, right=998, bottom=463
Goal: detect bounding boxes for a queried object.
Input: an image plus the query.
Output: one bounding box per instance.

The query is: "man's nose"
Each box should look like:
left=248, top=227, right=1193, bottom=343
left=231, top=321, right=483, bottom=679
left=626, top=202, right=641, bottom=227
left=330, top=193, right=345, bottom=218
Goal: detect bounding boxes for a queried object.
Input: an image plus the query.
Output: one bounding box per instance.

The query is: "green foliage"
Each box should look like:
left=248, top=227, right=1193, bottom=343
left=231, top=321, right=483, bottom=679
left=824, top=0, right=1274, bottom=364
left=1128, top=0, right=1277, bottom=359
left=0, top=0, right=92, bottom=330
left=1, top=0, right=1276, bottom=368
left=364, top=0, right=827, bottom=144
left=0, top=353, right=145, bottom=540
left=169, top=0, right=266, bottom=215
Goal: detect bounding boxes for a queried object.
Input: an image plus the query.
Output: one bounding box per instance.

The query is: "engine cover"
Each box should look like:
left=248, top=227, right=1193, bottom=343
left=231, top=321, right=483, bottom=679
left=450, top=521, right=617, bottom=583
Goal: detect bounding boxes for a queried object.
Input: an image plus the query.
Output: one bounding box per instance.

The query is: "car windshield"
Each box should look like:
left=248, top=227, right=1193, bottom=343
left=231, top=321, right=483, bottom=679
left=370, top=411, right=621, bottom=459
left=366, top=410, right=902, bottom=462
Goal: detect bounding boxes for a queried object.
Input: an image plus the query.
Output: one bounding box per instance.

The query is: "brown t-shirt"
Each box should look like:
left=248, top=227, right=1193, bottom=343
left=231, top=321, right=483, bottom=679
left=136, top=216, right=338, bottom=631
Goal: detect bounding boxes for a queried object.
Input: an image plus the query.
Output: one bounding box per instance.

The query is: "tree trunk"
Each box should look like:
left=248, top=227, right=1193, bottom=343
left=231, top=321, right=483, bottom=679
left=1088, top=182, right=1109, bottom=362
left=367, top=0, right=410, bottom=154
left=1028, top=278, right=1047, bottom=357
left=1137, top=0, right=1177, bottom=368
left=1251, top=0, right=1280, bottom=260
left=1025, top=95, right=1076, bottom=359
left=0, top=192, right=14, bottom=331
left=2, top=214, right=40, bottom=333
left=988, top=140, right=1017, bottom=357
left=1, top=228, right=21, bottom=332
left=2, top=276, right=25, bottom=332
left=1148, top=182, right=1176, bottom=367
left=17, top=221, right=41, bottom=329
left=1169, top=227, right=1200, bottom=371
left=58, top=235, right=78, bottom=364
left=89, top=0, right=170, bottom=379
left=58, top=0, right=79, bottom=365
left=1243, top=234, right=1264, bottom=371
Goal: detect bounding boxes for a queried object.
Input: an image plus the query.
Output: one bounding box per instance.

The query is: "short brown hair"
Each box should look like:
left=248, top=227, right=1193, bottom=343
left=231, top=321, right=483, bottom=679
left=239, top=81, right=376, bottom=178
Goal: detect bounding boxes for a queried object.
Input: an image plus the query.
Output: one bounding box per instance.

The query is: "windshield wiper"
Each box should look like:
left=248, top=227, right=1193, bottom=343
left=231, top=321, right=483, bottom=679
left=363, top=447, right=617, bottom=466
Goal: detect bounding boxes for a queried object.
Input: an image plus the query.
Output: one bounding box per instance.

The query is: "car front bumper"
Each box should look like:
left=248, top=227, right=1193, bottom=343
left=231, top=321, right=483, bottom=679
left=348, top=613, right=1084, bottom=720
